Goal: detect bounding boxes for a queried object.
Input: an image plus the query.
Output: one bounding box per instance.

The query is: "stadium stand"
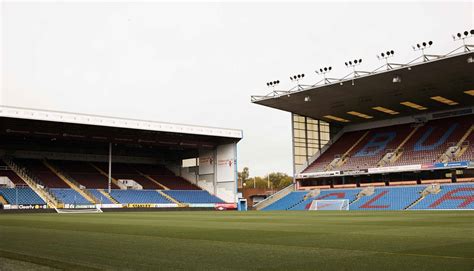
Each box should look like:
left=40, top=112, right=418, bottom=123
left=50, top=160, right=119, bottom=189
left=0, top=161, right=25, bottom=185
left=393, top=117, right=473, bottom=166
left=262, top=191, right=309, bottom=211
left=0, top=188, right=46, bottom=205
left=134, top=164, right=200, bottom=190
left=291, top=188, right=361, bottom=210
left=339, top=124, right=413, bottom=171
left=458, top=131, right=474, bottom=161
left=162, top=190, right=224, bottom=204
left=89, top=189, right=114, bottom=204
left=303, top=131, right=368, bottom=172
left=412, top=183, right=474, bottom=210
left=262, top=183, right=474, bottom=211
left=15, top=159, right=69, bottom=188
left=50, top=188, right=91, bottom=205
left=350, top=186, right=424, bottom=210
left=109, top=189, right=171, bottom=204
left=302, top=116, right=474, bottom=173
left=92, top=162, right=163, bottom=189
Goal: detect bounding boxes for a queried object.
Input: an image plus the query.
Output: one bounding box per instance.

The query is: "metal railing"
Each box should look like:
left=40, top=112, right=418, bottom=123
left=2, top=156, right=62, bottom=206
left=44, top=159, right=100, bottom=204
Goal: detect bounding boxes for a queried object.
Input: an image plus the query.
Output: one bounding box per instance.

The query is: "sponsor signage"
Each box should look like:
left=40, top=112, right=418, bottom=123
left=341, top=169, right=368, bottom=175
left=433, top=161, right=469, bottom=169
left=422, top=161, right=470, bottom=170
left=64, top=204, right=96, bottom=209
left=298, top=171, right=341, bottom=178
left=22, top=204, right=47, bottom=209
left=368, top=164, right=421, bottom=174
left=14, top=204, right=47, bottom=209
left=126, top=203, right=156, bottom=208
left=299, top=160, right=472, bottom=178
left=125, top=203, right=179, bottom=208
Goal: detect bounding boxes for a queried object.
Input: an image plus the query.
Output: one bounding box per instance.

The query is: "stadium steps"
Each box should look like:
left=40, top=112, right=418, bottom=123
left=98, top=189, right=119, bottom=204
left=447, top=125, right=474, bottom=161
left=137, top=172, right=169, bottom=190
left=379, top=126, right=420, bottom=166
left=89, top=163, right=127, bottom=189
left=330, top=131, right=369, bottom=170
left=0, top=194, right=8, bottom=205
left=350, top=186, right=374, bottom=205
left=286, top=193, right=311, bottom=210
left=2, top=157, right=62, bottom=208
left=43, top=160, right=99, bottom=204
left=349, top=197, right=361, bottom=205
left=157, top=190, right=187, bottom=207
left=405, top=195, right=426, bottom=210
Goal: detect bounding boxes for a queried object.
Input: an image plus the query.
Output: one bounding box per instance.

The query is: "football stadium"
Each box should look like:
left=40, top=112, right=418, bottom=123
left=1, top=2, right=474, bottom=271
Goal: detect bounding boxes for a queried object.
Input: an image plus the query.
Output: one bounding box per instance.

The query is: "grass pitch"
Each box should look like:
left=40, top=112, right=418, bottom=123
left=0, top=211, right=473, bottom=270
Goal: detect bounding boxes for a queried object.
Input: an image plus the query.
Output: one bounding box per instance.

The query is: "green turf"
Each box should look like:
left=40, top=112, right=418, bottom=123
left=0, top=211, right=473, bottom=270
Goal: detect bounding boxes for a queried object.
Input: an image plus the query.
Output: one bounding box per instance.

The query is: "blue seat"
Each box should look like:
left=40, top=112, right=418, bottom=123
left=0, top=188, right=46, bottom=205
left=290, top=188, right=361, bottom=210
left=350, top=186, right=423, bottom=210
left=262, top=191, right=308, bottom=210
left=50, top=188, right=91, bottom=205
left=89, top=189, right=113, bottom=204
left=163, top=190, right=223, bottom=203
left=412, top=183, right=474, bottom=210
left=110, top=189, right=171, bottom=204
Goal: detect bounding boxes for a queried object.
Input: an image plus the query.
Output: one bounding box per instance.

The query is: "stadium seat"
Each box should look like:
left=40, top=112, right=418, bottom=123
left=109, top=189, right=171, bottom=204
left=51, top=160, right=119, bottom=189
left=411, top=183, right=474, bottom=210
left=393, top=117, right=472, bottom=166
left=0, top=161, right=25, bottom=185
left=16, top=159, right=69, bottom=188
left=262, top=191, right=309, bottom=210
left=350, top=186, right=424, bottom=210
left=302, top=116, right=474, bottom=174
left=162, top=190, right=223, bottom=203
left=89, top=189, right=114, bottom=204
left=265, top=183, right=474, bottom=211
left=50, top=188, right=91, bottom=205
left=92, top=162, right=163, bottom=189
left=0, top=188, right=46, bottom=205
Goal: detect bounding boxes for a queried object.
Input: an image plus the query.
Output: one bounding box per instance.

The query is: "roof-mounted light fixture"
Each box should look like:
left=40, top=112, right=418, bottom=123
left=344, top=58, right=362, bottom=85
left=314, top=67, right=332, bottom=84
left=289, top=74, right=305, bottom=83
left=452, top=29, right=474, bottom=52
left=377, top=50, right=395, bottom=69
left=412, top=40, right=433, bottom=61
left=266, top=80, right=280, bottom=88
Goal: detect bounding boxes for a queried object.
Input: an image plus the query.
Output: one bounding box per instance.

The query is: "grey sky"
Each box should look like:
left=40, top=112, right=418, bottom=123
left=1, top=1, right=473, bottom=176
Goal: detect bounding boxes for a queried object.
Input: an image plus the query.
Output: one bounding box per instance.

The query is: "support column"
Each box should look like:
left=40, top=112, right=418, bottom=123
left=291, top=113, right=296, bottom=184
left=108, top=142, right=112, bottom=193
left=451, top=170, right=457, bottom=183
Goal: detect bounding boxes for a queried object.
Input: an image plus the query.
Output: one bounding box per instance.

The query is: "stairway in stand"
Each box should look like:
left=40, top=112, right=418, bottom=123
left=1, top=157, right=62, bottom=208
left=44, top=160, right=99, bottom=204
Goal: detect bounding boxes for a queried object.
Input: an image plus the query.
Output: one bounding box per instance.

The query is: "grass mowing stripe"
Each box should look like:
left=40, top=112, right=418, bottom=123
left=0, top=250, right=101, bottom=270
left=0, top=211, right=473, bottom=270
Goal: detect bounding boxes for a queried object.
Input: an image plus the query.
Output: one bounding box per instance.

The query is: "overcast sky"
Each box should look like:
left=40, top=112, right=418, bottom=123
left=1, top=1, right=473, bottom=176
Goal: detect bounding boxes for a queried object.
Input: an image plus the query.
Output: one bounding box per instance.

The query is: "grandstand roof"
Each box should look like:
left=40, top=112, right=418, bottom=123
left=0, top=106, right=242, bottom=150
left=252, top=51, right=474, bottom=124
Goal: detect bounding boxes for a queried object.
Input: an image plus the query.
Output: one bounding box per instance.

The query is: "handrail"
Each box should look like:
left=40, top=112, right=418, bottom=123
left=44, top=159, right=99, bottom=204
left=2, top=156, right=62, bottom=206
